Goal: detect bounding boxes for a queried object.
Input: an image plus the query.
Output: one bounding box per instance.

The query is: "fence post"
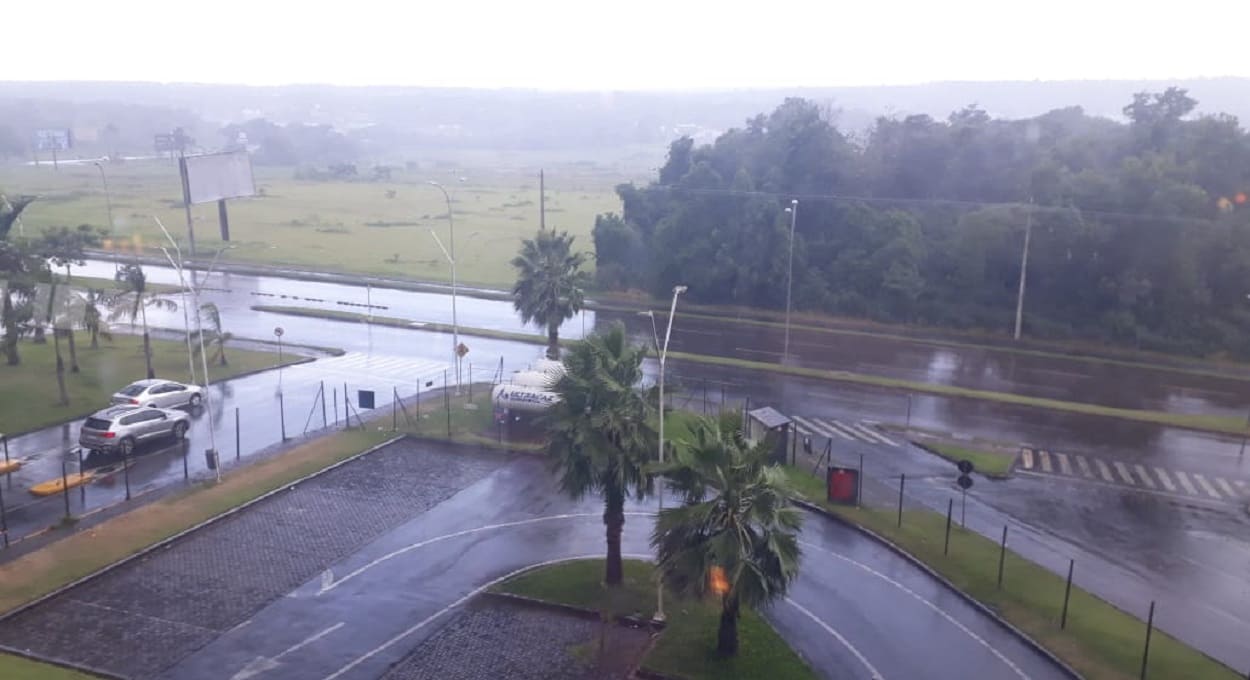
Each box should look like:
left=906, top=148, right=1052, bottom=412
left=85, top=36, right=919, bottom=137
left=1061, top=559, right=1074, bottom=629
left=320, top=381, right=328, bottom=428
left=343, top=382, right=349, bottom=431
left=444, top=370, right=451, bottom=438
left=0, top=482, right=8, bottom=548
left=279, top=391, right=287, bottom=441
left=468, top=363, right=473, bottom=401
left=944, top=498, right=953, bottom=556
left=857, top=453, right=863, bottom=508
left=897, top=473, right=905, bottom=527
left=1140, top=601, right=1155, bottom=680
left=77, top=447, right=86, bottom=506
left=333, top=388, right=339, bottom=427
left=61, top=461, right=72, bottom=518
left=392, top=388, right=398, bottom=432
left=906, top=394, right=912, bottom=428
left=235, top=407, right=241, bottom=461
left=997, top=525, right=1008, bottom=589
left=961, top=488, right=967, bottom=528
left=122, top=454, right=131, bottom=501
left=415, top=380, right=421, bottom=430
left=183, top=439, right=190, bottom=481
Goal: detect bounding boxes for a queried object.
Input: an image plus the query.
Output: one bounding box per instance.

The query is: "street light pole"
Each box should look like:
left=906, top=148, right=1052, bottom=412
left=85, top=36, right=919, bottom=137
left=783, top=199, right=798, bottom=360
left=1013, top=198, right=1034, bottom=341
left=155, top=218, right=220, bottom=483
left=642, top=284, right=687, bottom=622
left=428, top=181, right=460, bottom=395
left=93, top=160, right=115, bottom=232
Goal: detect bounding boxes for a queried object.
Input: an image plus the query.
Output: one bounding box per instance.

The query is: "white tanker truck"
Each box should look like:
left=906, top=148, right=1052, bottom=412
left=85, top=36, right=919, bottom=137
left=491, top=358, right=564, bottom=413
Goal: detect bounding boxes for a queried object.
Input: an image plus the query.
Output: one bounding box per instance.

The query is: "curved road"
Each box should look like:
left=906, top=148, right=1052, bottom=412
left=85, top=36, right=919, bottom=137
left=159, top=457, right=1068, bottom=680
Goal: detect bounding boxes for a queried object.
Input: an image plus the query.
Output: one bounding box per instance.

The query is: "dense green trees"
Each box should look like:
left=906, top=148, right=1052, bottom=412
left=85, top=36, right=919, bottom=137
left=594, top=92, right=1250, bottom=356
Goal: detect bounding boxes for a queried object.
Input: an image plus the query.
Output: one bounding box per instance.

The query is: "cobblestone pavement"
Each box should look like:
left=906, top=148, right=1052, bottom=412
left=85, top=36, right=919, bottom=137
left=0, top=439, right=502, bottom=679
left=381, top=596, right=652, bottom=680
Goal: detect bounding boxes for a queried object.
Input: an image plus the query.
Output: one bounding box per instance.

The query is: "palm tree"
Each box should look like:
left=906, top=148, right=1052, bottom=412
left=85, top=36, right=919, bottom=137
left=83, top=289, right=113, bottom=349
left=44, top=277, right=69, bottom=406
left=511, top=229, right=590, bottom=360
left=109, top=264, right=176, bottom=379
left=545, top=323, right=656, bottom=585
left=191, top=302, right=233, bottom=366
left=651, top=415, right=803, bottom=657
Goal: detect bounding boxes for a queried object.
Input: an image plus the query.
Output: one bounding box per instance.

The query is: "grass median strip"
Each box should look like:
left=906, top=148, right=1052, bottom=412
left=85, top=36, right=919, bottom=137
left=255, top=304, right=1249, bottom=437
left=0, top=654, right=95, bottom=680
left=782, top=467, right=1243, bottom=680
left=0, top=336, right=297, bottom=435
left=497, top=558, right=816, bottom=680
left=921, top=442, right=1015, bottom=478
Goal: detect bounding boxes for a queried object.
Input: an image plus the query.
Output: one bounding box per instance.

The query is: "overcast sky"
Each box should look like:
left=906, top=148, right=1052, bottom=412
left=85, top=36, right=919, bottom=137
left=4, top=0, right=1246, bottom=89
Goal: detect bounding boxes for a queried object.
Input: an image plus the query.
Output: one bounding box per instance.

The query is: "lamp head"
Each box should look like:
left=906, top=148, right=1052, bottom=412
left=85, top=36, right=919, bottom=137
left=674, top=285, right=688, bottom=295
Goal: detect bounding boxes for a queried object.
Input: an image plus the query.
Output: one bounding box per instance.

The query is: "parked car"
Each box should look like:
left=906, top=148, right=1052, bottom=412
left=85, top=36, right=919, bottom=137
left=79, top=405, right=191, bottom=456
left=111, top=379, right=204, bottom=409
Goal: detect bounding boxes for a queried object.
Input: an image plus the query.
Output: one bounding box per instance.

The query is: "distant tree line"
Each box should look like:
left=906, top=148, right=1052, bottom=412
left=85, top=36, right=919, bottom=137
left=592, top=90, right=1250, bottom=356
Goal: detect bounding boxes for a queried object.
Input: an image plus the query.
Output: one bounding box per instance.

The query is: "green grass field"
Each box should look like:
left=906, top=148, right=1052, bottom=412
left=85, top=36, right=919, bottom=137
left=924, top=442, right=1015, bottom=477
left=498, top=558, right=816, bottom=680
left=782, top=467, right=1243, bottom=680
left=0, top=335, right=292, bottom=435
left=1, top=161, right=624, bottom=288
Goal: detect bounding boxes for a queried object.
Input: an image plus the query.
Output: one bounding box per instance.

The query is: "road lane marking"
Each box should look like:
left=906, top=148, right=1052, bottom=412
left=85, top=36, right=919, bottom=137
left=321, top=553, right=652, bottom=680
left=1192, top=474, right=1221, bottom=499
left=785, top=598, right=885, bottom=680
left=1153, top=467, right=1177, bottom=492
left=231, top=622, right=345, bottom=680
left=318, top=512, right=654, bottom=596
left=792, top=421, right=814, bottom=437
left=1020, top=449, right=1034, bottom=470
left=1112, top=461, right=1135, bottom=486
left=1056, top=453, right=1072, bottom=476
left=1075, top=455, right=1093, bottom=478
left=1133, top=465, right=1156, bottom=489
left=1039, top=451, right=1052, bottom=473
left=798, top=540, right=1029, bottom=680
left=1215, top=478, right=1237, bottom=497
left=852, top=423, right=898, bottom=447
left=1175, top=471, right=1198, bottom=495
left=826, top=420, right=867, bottom=442
left=1095, top=459, right=1114, bottom=483
left=794, top=416, right=851, bottom=441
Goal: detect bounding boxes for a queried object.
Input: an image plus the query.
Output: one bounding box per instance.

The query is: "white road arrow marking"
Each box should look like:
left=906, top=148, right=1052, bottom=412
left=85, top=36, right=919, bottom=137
left=230, top=621, right=345, bottom=680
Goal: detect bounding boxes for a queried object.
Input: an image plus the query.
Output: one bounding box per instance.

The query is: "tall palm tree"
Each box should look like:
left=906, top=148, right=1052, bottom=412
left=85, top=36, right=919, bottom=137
left=545, top=323, right=656, bottom=585
left=83, top=288, right=113, bottom=349
left=109, top=264, right=175, bottom=379
left=511, top=229, right=590, bottom=359
left=651, top=415, right=803, bottom=656
left=191, top=302, right=233, bottom=366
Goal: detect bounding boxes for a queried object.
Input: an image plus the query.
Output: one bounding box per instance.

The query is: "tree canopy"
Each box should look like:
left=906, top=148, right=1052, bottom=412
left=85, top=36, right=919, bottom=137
left=593, top=92, right=1250, bottom=356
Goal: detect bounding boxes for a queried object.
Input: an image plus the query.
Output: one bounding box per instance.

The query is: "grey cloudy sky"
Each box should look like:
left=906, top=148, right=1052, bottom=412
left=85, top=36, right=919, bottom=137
left=4, top=0, right=1246, bottom=89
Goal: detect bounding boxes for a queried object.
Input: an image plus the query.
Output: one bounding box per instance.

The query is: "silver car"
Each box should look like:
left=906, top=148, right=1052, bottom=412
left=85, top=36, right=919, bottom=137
left=111, top=379, right=204, bottom=409
left=79, top=405, right=191, bottom=456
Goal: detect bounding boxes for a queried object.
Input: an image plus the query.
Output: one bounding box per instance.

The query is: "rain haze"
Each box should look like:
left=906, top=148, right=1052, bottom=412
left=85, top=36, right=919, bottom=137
left=2, top=0, right=1247, bottom=88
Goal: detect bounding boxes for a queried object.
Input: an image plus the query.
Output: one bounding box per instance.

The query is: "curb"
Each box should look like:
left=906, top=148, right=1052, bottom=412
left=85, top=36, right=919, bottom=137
left=482, top=591, right=664, bottom=630
left=790, top=498, right=1084, bottom=680
left=0, top=641, right=122, bottom=680
left=0, top=435, right=405, bottom=624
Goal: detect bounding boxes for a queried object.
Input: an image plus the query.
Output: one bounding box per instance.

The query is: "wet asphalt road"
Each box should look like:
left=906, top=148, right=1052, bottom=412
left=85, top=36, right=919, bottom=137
left=155, top=449, right=1067, bottom=680
left=67, top=259, right=1250, bottom=478
left=75, top=258, right=1250, bottom=418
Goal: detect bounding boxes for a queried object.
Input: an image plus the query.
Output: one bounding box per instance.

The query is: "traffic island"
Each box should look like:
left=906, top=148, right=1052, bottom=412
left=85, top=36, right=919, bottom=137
left=494, top=558, right=817, bottom=680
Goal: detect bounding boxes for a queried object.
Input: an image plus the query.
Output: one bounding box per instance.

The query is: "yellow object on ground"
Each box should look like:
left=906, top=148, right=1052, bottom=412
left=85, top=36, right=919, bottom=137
left=29, top=472, right=94, bottom=497
left=0, top=460, right=21, bottom=475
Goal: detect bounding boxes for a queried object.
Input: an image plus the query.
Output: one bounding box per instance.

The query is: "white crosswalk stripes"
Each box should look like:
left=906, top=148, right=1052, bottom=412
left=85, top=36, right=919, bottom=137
left=311, top=352, right=449, bottom=387
left=786, top=415, right=900, bottom=447
left=1021, top=448, right=1249, bottom=502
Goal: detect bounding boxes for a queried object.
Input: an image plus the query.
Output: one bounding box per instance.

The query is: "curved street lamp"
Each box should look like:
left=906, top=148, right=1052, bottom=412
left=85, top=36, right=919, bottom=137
left=428, top=181, right=461, bottom=394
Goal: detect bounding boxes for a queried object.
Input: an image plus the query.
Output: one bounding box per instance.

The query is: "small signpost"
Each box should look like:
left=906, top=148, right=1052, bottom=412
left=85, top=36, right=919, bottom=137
left=957, top=459, right=975, bottom=526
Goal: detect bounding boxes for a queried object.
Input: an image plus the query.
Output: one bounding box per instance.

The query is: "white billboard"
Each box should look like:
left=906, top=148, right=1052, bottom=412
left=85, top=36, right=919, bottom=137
left=184, top=150, right=256, bottom=204
left=36, top=129, right=73, bottom=151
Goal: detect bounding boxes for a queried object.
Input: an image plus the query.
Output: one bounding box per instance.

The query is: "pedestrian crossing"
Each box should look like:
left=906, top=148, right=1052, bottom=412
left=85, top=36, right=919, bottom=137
left=307, top=352, right=449, bottom=387
left=1019, top=448, right=1250, bottom=503
left=789, top=415, right=900, bottom=447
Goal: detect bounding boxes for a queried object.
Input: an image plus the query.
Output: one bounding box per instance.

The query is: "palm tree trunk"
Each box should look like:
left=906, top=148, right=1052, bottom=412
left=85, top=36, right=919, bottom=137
left=67, top=328, right=79, bottom=372
left=717, top=594, right=740, bottom=656
left=603, top=484, right=625, bottom=585
left=90, top=324, right=98, bottom=349
left=53, top=330, right=69, bottom=406
left=1, top=283, right=18, bottom=365
left=140, top=301, right=154, bottom=379
left=546, top=323, right=560, bottom=360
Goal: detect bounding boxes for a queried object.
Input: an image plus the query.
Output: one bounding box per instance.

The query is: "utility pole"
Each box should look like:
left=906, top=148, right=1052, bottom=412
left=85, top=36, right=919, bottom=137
left=1013, top=198, right=1033, bottom=341
left=783, top=199, right=798, bottom=358
left=178, top=151, right=197, bottom=255
left=539, top=169, right=545, bottom=231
